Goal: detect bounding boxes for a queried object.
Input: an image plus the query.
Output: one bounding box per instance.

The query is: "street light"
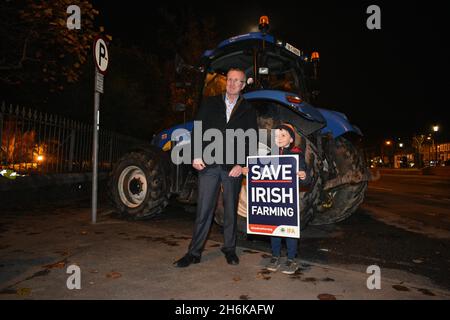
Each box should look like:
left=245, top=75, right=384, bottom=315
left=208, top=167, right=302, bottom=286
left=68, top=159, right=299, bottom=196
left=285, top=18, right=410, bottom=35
left=427, top=136, right=432, bottom=165
left=396, top=142, right=404, bottom=168
left=433, top=125, right=439, bottom=165
left=384, top=140, right=393, bottom=167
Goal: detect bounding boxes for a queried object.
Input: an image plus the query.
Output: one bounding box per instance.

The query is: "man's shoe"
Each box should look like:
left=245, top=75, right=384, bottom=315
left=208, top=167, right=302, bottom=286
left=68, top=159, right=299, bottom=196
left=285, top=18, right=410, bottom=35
left=224, top=252, right=239, bottom=265
left=174, top=253, right=200, bottom=268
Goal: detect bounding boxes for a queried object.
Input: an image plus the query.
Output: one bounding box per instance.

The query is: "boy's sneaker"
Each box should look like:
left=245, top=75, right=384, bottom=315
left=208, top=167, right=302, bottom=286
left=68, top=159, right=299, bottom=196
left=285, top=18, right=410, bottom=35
left=266, top=256, right=281, bottom=272
left=281, top=259, right=298, bottom=274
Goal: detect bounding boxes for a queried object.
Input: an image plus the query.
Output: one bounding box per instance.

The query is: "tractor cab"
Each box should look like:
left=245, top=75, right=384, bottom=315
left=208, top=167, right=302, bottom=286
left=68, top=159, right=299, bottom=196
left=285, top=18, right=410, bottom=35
left=200, top=16, right=320, bottom=103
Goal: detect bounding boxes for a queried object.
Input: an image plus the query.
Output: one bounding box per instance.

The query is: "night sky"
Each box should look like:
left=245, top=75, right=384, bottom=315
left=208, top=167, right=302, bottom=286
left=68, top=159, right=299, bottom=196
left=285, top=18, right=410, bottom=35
left=93, top=0, right=449, bottom=143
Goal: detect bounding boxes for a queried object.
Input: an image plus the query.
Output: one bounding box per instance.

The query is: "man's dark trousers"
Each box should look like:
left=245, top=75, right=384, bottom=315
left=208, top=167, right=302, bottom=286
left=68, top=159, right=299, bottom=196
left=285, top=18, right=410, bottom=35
left=188, top=165, right=243, bottom=257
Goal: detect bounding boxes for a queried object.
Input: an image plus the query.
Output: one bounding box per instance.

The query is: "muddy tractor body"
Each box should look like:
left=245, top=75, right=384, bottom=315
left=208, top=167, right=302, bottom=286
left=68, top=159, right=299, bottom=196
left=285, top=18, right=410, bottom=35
left=109, top=23, right=371, bottom=231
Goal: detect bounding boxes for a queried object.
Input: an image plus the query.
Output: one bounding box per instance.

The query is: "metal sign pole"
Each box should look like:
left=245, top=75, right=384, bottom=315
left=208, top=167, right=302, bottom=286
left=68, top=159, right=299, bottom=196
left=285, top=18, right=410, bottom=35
left=92, top=37, right=108, bottom=224
left=92, top=71, right=100, bottom=224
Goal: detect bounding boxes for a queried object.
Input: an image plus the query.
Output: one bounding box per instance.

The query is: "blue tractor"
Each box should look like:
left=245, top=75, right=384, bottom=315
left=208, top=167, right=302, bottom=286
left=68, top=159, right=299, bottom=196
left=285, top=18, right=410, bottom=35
left=109, top=17, right=372, bottom=230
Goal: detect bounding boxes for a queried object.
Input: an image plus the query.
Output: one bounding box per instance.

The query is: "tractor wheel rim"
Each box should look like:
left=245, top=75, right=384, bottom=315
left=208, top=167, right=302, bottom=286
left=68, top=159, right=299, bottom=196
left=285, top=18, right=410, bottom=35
left=118, top=166, right=148, bottom=208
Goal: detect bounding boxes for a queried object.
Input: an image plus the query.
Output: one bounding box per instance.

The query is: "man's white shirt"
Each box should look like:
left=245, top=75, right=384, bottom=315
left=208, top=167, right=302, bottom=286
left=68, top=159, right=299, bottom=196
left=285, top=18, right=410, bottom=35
left=225, top=94, right=238, bottom=123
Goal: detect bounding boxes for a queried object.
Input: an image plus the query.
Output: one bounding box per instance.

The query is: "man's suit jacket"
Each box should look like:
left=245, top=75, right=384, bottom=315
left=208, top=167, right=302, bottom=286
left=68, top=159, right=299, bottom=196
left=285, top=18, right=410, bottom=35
left=191, top=94, right=259, bottom=171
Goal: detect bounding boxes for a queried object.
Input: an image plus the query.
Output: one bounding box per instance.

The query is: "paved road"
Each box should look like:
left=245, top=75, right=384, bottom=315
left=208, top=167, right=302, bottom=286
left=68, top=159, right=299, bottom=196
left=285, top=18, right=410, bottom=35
left=129, top=173, right=450, bottom=291
left=0, top=173, right=449, bottom=300
left=281, top=173, right=450, bottom=289
left=364, top=174, right=450, bottom=237
left=1, top=198, right=449, bottom=301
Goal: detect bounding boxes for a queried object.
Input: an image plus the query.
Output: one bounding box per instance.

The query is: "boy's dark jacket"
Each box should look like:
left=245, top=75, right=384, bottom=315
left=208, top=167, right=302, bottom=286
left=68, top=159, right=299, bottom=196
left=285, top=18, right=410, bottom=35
left=279, top=145, right=311, bottom=185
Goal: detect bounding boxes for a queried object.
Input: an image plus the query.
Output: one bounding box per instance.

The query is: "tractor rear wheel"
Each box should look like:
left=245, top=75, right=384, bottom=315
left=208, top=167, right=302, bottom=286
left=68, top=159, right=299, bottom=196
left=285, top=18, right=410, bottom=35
left=109, top=151, right=170, bottom=219
left=310, top=137, right=368, bottom=225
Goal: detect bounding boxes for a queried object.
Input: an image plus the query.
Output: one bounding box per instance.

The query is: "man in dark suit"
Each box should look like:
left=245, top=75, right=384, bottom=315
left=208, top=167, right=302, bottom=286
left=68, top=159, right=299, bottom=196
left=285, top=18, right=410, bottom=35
left=175, top=68, right=258, bottom=267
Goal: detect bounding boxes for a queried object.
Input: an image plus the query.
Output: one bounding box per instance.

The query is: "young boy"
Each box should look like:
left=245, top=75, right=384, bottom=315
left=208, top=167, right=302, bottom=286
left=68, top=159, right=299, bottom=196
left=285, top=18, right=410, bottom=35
left=243, top=122, right=308, bottom=274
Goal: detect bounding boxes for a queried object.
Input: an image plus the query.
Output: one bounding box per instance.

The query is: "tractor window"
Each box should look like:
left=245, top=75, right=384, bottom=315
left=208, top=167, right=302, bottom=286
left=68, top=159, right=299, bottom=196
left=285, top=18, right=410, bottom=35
left=203, top=72, right=227, bottom=97
left=256, top=52, right=301, bottom=93
left=202, top=48, right=303, bottom=97
left=259, top=68, right=298, bottom=92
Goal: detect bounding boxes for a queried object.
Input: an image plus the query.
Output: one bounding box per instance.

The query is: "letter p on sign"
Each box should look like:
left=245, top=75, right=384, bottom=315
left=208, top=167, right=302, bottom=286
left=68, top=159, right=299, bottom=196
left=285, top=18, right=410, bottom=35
left=94, top=37, right=109, bottom=74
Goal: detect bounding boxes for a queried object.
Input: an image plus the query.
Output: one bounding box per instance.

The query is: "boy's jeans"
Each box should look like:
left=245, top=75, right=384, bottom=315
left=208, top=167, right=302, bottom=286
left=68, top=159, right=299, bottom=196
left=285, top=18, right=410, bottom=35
left=271, top=237, right=298, bottom=260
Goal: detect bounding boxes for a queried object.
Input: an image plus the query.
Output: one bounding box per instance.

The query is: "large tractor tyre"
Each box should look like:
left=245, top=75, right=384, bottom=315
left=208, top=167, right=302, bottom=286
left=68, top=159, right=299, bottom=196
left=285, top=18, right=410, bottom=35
left=298, top=139, right=323, bottom=229
left=109, top=151, right=170, bottom=219
left=310, top=136, right=368, bottom=225
left=177, top=169, right=198, bottom=205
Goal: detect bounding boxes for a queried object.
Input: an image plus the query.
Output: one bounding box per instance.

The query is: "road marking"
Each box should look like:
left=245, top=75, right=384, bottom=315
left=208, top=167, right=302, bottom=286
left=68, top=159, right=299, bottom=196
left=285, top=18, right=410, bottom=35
left=422, top=195, right=450, bottom=203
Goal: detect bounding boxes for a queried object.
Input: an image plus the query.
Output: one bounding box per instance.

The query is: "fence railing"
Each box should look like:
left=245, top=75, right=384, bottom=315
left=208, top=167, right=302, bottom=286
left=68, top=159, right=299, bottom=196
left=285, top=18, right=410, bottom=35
left=0, top=102, right=147, bottom=174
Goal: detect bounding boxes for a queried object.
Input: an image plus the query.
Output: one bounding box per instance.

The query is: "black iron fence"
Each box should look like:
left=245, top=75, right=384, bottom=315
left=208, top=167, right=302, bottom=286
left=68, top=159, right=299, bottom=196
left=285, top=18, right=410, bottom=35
left=0, top=101, right=146, bottom=174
